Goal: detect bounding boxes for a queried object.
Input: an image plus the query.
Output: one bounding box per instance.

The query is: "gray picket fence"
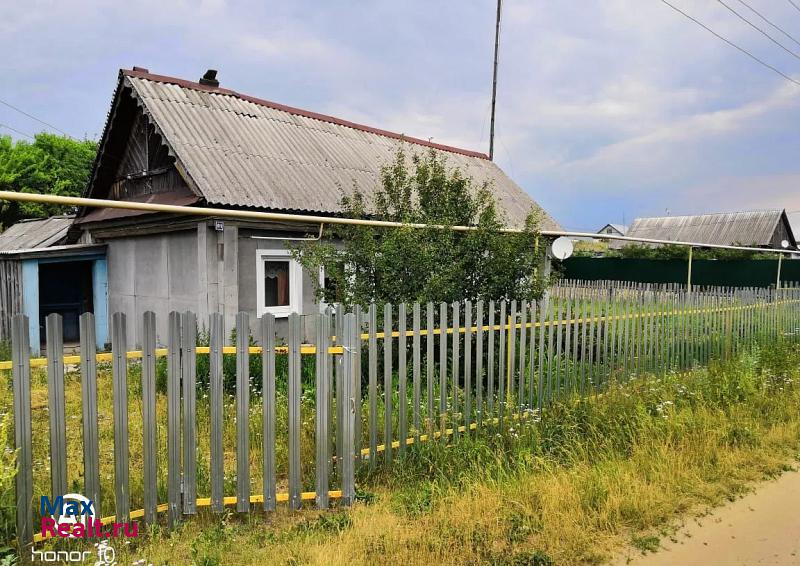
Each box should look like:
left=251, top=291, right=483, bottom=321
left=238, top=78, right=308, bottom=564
left=6, top=282, right=800, bottom=545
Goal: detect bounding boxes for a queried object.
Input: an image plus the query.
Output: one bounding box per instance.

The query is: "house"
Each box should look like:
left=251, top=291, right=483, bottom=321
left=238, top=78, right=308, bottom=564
left=626, top=210, right=797, bottom=251
left=4, top=67, right=558, bottom=350
left=597, top=223, right=627, bottom=237
left=596, top=223, right=628, bottom=250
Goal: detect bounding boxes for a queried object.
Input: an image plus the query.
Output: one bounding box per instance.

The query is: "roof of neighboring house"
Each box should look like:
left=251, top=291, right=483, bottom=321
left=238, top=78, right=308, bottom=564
left=627, top=210, right=796, bottom=248
left=0, top=215, right=74, bottom=251
left=598, top=223, right=628, bottom=235
left=84, top=68, right=559, bottom=230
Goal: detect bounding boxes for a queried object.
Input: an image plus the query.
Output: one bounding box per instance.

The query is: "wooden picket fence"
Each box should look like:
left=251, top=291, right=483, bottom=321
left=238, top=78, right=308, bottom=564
left=5, top=282, right=800, bottom=545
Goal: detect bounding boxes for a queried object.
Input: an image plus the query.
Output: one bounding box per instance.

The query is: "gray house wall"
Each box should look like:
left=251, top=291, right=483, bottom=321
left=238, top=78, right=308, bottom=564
left=107, top=228, right=200, bottom=346
left=237, top=228, right=320, bottom=342
left=105, top=220, right=322, bottom=348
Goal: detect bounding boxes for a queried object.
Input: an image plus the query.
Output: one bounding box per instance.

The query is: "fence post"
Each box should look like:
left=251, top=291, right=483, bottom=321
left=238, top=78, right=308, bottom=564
left=452, top=302, right=460, bottom=439
left=464, top=301, right=472, bottom=433
left=45, top=314, right=67, bottom=511
left=181, top=311, right=197, bottom=515
left=80, top=313, right=100, bottom=518
left=426, top=302, right=435, bottom=434
left=412, top=303, right=421, bottom=440
left=262, top=313, right=277, bottom=512
left=334, top=305, right=343, bottom=478
left=315, top=312, right=330, bottom=509
left=341, top=312, right=357, bottom=505
left=167, top=311, right=182, bottom=528
left=398, top=303, right=407, bottom=455
left=111, top=312, right=129, bottom=523
left=383, top=304, right=393, bottom=464
left=236, top=312, right=250, bottom=513
left=368, top=304, right=378, bottom=466
left=11, top=314, right=33, bottom=546
left=354, top=305, right=363, bottom=464
left=209, top=313, right=224, bottom=513
left=438, top=302, right=447, bottom=437
left=141, top=311, right=157, bottom=523
left=475, top=300, right=484, bottom=425
left=288, top=313, right=302, bottom=510
left=488, top=301, right=496, bottom=418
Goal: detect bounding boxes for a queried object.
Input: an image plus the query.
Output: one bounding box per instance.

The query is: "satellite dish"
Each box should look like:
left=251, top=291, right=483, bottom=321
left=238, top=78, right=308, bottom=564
left=550, top=236, right=574, bottom=260
left=781, top=239, right=790, bottom=249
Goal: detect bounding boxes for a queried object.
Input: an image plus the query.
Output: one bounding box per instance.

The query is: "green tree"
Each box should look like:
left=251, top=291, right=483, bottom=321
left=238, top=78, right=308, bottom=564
left=293, top=149, right=548, bottom=308
left=0, top=133, right=97, bottom=228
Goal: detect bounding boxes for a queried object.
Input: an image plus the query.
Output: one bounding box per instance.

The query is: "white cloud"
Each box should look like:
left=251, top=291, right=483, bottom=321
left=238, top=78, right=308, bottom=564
left=3, top=0, right=800, bottom=231
left=555, top=81, right=800, bottom=182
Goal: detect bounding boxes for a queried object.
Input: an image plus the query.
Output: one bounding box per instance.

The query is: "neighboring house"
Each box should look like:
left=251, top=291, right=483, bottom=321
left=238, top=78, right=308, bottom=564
left=627, top=210, right=797, bottom=251
left=0, top=216, right=108, bottom=346
left=596, top=223, right=628, bottom=250
left=5, top=67, right=559, bottom=351
left=597, top=223, right=628, bottom=237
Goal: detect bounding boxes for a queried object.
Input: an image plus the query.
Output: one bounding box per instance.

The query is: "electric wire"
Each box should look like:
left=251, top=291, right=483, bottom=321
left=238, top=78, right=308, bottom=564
left=0, top=123, right=35, bottom=140
left=734, top=0, right=800, bottom=49
left=0, top=96, right=73, bottom=138
left=716, top=0, right=800, bottom=61
left=658, top=0, right=800, bottom=87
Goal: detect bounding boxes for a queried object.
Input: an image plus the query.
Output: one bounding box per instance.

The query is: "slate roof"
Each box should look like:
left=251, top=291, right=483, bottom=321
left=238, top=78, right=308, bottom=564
left=90, top=68, right=559, bottom=230
left=627, top=210, right=796, bottom=248
left=0, top=215, right=73, bottom=251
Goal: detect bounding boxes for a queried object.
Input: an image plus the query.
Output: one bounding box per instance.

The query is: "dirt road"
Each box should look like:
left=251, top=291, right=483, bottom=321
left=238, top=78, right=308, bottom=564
left=616, top=469, right=800, bottom=566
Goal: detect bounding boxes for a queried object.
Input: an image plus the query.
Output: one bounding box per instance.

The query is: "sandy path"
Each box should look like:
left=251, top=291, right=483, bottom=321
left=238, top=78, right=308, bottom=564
left=615, top=469, right=800, bottom=566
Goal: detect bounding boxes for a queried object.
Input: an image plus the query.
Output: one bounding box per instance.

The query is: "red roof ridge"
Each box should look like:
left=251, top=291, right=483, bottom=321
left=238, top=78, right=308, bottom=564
left=122, top=68, right=491, bottom=160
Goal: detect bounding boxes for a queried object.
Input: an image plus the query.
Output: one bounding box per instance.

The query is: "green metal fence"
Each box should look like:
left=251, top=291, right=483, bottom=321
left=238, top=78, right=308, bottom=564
left=562, top=257, right=800, bottom=287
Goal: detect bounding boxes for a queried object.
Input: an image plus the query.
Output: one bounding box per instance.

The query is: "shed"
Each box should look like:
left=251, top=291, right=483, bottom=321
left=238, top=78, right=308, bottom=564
left=0, top=216, right=108, bottom=348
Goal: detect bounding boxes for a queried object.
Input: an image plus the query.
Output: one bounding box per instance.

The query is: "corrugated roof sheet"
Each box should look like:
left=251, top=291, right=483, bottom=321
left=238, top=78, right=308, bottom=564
left=0, top=215, right=73, bottom=251
left=122, top=70, right=559, bottom=230
left=627, top=210, right=788, bottom=247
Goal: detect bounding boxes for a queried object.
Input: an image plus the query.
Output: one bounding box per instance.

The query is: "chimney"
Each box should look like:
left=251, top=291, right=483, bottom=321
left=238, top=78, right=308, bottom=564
left=199, top=69, right=219, bottom=87
left=132, top=66, right=150, bottom=73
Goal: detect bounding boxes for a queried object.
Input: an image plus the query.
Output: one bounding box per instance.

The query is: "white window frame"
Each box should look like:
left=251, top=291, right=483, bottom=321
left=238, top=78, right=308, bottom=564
left=256, top=249, right=303, bottom=318
left=317, top=262, right=357, bottom=312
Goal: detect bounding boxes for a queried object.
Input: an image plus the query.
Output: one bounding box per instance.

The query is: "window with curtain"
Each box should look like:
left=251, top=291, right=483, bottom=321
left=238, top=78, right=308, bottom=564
left=264, top=260, right=290, bottom=306
left=256, top=249, right=302, bottom=317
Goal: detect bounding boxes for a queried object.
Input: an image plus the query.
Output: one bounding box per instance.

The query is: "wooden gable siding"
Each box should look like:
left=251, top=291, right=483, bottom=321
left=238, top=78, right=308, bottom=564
left=109, top=109, right=188, bottom=200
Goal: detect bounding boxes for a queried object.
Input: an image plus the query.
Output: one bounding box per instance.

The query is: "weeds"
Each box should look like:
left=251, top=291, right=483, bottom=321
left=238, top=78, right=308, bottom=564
left=5, top=342, right=800, bottom=565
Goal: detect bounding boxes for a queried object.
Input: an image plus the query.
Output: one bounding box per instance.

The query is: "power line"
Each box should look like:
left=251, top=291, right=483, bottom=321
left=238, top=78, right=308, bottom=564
left=0, top=96, right=73, bottom=138
left=734, top=0, right=800, bottom=49
left=788, top=0, right=800, bottom=14
left=658, top=0, right=800, bottom=87
left=0, top=123, right=35, bottom=140
left=717, top=0, right=800, bottom=61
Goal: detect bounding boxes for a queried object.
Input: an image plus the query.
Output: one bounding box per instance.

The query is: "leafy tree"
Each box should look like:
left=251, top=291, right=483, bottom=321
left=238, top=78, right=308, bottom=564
left=293, top=149, right=549, bottom=308
left=0, top=133, right=97, bottom=228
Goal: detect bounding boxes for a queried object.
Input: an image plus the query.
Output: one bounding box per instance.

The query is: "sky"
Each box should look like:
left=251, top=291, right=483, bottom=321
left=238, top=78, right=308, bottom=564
left=2, top=0, right=800, bottom=233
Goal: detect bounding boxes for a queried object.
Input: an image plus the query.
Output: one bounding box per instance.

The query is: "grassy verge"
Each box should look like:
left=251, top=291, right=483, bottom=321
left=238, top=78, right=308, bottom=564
left=84, top=341, right=800, bottom=566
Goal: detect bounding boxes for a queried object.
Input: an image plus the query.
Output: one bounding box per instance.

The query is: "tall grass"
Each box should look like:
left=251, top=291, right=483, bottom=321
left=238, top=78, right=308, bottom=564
left=102, top=341, right=800, bottom=565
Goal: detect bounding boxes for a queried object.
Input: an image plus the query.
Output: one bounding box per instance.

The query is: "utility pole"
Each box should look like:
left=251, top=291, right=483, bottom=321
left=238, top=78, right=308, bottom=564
left=489, top=0, right=502, bottom=161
